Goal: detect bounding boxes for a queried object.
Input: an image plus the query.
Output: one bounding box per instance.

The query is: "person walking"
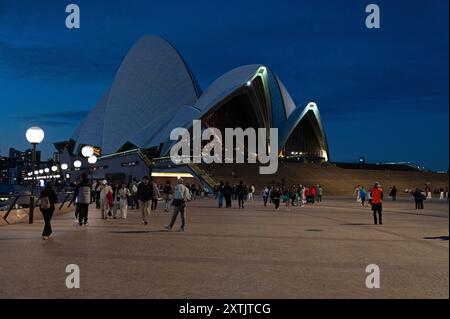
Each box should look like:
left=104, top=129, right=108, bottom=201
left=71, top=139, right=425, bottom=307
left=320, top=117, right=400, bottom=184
left=95, top=180, right=101, bottom=209
left=165, top=178, right=191, bottom=232
left=248, top=185, right=255, bottom=201
left=162, top=181, right=174, bottom=212
left=262, top=185, right=269, bottom=206
left=370, top=182, right=383, bottom=225
left=150, top=179, right=160, bottom=211
left=237, top=181, right=246, bottom=209
left=118, top=183, right=130, bottom=219
left=91, top=180, right=97, bottom=204
left=224, top=182, right=233, bottom=208
left=390, top=186, right=397, bottom=201
left=316, top=185, right=323, bottom=203
left=413, top=188, right=425, bottom=210
left=112, top=184, right=120, bottom=219
left=99, top=180, right=113, bottom=220
left=74, top=174, right=91, bottom=226
left=439, top=187, right=445, bottom=200
left=271, top=186, right=281, bottom=210
left=359, top=187, right=367, bottom=207
left=217, top=182, right=224, bottom=208
left=39, top=182, right=58, bottom=239
left=137, top=176, right=152, bottom=225
left=129, top=178, right=139, bottom=209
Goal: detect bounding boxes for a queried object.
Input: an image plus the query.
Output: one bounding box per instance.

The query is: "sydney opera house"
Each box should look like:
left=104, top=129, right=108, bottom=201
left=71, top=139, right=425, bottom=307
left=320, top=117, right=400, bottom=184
left=56, top=35, right=329, bottom=183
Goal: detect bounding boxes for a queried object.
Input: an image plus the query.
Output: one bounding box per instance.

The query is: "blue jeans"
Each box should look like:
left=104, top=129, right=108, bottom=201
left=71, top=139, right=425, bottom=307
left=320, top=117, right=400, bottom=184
left=217, top=192, right=223, bottom=208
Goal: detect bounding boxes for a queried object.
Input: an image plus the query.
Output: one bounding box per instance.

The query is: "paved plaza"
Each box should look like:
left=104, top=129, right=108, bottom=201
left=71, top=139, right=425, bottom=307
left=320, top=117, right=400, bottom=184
left=0, top=196, right=448, bottom=299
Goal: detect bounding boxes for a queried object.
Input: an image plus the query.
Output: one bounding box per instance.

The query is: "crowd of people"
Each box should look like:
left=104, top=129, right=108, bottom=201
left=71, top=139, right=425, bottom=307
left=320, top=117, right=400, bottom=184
left=37, top=174, right=448, bottom=239
left=212, top=182, right=323, bottom=211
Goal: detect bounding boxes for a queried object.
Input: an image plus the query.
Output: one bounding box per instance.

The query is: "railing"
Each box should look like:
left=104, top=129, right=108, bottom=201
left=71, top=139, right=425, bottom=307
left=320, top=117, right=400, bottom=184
left=0, top=191, right=75, bottom=225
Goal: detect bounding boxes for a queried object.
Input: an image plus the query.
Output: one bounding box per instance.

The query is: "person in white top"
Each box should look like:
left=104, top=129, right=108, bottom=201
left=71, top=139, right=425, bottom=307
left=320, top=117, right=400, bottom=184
left=165, top=178, right=191, bottom=232
left=99, top=180, right=113, bottom=219
left=118, top=183, right=131, bottom=219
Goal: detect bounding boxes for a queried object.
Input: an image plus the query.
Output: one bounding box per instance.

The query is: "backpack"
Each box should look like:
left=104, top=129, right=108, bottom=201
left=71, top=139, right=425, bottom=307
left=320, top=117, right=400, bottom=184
left=132, top=184, right=138, bottom=194
left=40, top=196, right=51, bottom=210
left=77, top=186, right=91, bottom=204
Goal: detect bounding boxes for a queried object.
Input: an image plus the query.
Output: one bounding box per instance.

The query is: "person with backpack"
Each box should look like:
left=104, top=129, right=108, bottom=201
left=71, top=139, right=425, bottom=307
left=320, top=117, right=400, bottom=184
left=162, top=181, right=174, bottom=212
left=389, top=186, right=398, bottom=201
left=74, top=173, right=91, bottom=226
left=39, top=182, right=58, bottom=239
left=164, top=178, right=191, bottom=232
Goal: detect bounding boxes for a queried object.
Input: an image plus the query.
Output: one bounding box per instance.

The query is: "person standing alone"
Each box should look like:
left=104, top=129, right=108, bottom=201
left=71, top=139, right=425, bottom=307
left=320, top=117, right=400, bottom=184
left=370, top=182, right=383, bottom=225
left=39, top=182, right=58, bottom=239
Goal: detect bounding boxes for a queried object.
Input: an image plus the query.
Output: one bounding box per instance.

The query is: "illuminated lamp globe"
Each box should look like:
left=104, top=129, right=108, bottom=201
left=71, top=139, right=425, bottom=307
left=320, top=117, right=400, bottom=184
left=25, top=127, right=45, bottom=144
left=81, top=145, right=94, bottom=158
left=88, top=155, right=97, bottom=164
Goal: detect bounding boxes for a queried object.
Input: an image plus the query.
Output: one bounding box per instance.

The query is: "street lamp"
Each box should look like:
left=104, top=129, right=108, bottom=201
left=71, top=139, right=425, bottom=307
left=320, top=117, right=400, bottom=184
left=81, top=145, right=94, bottom=158
left=61, top=163, right=68, bottom=170
left=44, top=168, right=50, bottom=174
left=87, top=155, right=97, bottom=185
left=25, top=126, right=44, bottom=224
left=74, top=160, right=82, bottom=170
left=88, top=155, right=97, bottom=165
left=51, top=165, right=58, bottom=172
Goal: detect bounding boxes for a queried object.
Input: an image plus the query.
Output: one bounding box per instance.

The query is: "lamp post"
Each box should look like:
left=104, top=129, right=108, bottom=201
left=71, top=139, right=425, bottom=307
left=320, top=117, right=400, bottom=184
left=87, top=155, right=97, bottom=185
left=25, top=126, right=44, bottom=224
left=81, top=145, right=95, bottom=184
left=74, top=160, right=82, bottom=170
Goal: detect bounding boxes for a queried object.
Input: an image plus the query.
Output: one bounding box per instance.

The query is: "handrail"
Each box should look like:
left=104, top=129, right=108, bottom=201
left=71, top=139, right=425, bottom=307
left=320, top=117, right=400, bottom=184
left=3, top=195, right=21, bottom=224
left=59, top=193, right=74, bottom=210
left=1, top=191, right=75, bottom=225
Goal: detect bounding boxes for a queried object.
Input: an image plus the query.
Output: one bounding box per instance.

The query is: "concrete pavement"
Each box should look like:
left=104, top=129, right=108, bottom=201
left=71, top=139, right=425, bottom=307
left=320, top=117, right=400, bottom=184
left=0, top=196, right=448, bottom=298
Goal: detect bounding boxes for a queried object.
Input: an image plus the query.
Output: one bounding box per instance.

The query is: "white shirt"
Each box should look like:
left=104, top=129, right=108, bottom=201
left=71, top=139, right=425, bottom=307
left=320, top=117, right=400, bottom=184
left=173, top=184, right=191, bottom=201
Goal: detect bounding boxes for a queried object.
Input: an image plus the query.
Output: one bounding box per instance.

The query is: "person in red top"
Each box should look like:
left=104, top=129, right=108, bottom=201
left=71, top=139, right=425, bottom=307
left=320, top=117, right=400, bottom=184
left=370, top=182, right=384, bottom=225
left=310, top=186, right=317, bottom=204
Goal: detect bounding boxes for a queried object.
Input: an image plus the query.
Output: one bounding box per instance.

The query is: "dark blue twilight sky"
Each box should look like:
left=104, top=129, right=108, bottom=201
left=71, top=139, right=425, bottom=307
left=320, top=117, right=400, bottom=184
left=0, top=0, right=448, bottom=170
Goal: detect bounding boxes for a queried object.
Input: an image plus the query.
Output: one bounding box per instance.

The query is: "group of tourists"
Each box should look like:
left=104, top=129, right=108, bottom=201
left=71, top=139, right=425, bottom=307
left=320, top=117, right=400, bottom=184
left=261, top=184, right=323, bottom=210
left=37, top=174, right=192, bottom=239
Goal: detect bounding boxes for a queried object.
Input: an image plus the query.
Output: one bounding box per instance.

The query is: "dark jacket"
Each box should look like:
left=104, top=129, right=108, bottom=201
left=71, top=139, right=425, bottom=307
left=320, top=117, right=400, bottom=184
left=236, top=184, right=246, bottom=197
left=137, top=182, right=153, bottom=202
left=40, top=188, right=58, bottom=210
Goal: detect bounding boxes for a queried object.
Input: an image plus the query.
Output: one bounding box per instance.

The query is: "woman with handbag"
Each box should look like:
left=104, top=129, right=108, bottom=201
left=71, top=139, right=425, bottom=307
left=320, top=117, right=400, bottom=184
left=39, top=182, right=58, bottom=239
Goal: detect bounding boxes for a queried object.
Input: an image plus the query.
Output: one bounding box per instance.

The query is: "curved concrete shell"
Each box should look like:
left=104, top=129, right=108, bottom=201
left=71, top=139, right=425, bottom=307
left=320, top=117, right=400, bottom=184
left=72, top=35, right=329, bottom=162
left=73, top=35, right=201, bottom=155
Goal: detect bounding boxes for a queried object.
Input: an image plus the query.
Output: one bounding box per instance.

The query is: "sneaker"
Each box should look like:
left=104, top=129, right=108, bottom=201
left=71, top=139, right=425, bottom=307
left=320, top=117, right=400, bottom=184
left=79, top=223, right=83, bottom=226
left=42, top=236, right=49, bottom=240
left=144, top=221, right=148, bottom=225
left=179, top=228, right=184, bottom=232
left=84, top=222, right=89, bottom=226
left=164, top=225, right=171, bottom=231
